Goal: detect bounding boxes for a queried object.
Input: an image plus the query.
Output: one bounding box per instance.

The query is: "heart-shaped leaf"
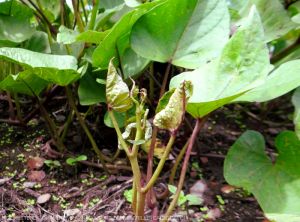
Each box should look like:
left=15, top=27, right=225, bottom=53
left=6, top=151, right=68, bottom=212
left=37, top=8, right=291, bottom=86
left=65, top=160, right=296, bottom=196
left=92, top=0, right=165, bottom=69
left=0, top=47, right=79, bottom=95
left=170, top=7, right=271, bottom=118
left=229, top=0, right=297, bottom=42
left=78, top=70, right=106, bottom=106
left=224, top=130, right=300, bottom=222
left=116, top=32, right=150, bottom=79
left=234, top=60, right=300, bottom=103
left=130, top=0, right=230, bottom=69
left=0, top=0, right=35, bottom=44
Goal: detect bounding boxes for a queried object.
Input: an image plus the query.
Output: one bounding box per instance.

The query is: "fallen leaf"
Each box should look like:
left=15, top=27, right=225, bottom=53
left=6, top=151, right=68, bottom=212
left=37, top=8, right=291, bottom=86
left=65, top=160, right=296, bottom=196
left=200, top=157, right=208, bottom=164
left=27, top=170, right=46, bottom=182
left=27, top=157, right=45, bottom=170
left=0, top=177, right=12, bottom=185
left=63, top=208, right=81, bottom=217
left=37, top=193, right=51, bottom=204
left=206, top=208, right=222, bottom=220
left=221, top=184, right=235, bottom=194
left=189, top=180, right=208, bottom=200
left=23, top=182, right=37, bottom=188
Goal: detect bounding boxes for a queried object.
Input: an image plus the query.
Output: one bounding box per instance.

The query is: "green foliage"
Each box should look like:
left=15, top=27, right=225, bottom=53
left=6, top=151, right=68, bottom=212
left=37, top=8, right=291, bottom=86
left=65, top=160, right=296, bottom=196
left=66, top=155, right=87, bottom=166
left=0, top=0, right=35, bottom=44
left=170, top=7, right=271, bottom=118
left=124, top=188, right=133, bottom=203
left=235, top=60, right=300, bottom=102
left=131, top=0, right=230, bottom=69
left=44, top=160, right=61, bottom=170
left=224, top=131, right=300, bottom=222
left=1, top=0, right=300, bottom=219
left=0, top=47, right=79, bottom=95
left=168, top=185, right=202, bottom=206
left=92, top=0, right=165, bottom=72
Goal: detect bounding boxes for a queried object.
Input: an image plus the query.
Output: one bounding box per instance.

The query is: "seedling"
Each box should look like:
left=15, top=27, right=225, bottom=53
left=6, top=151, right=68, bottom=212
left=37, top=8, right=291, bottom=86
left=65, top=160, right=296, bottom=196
left=66, top=155, right=87, bottom=166
left=44, top=160, right=61, bottom=170
left=168, top=185, right=203, bottom=207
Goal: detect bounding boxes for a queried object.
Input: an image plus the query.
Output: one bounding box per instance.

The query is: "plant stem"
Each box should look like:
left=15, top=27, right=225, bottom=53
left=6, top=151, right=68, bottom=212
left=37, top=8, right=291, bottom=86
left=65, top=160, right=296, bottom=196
left=142, top=134, right=176, bottom=193
left=131, top=105, right=143, bottom=156
left=65, top=86, right=109, bottom=173
left=132, top=177, right=137, bottom=212
left=6, top=92, right=15, bottom=120
left=160, top=63, right=172, bottom=98
left=88, top=0, right=99, bottom=30
left=169, top=140, right=189, bottom=185
left=149, top=63, right=154, bottom=101
left=162, top=118, right=203, bottom=222
left=271, top=37, right=300, bottom=64
left=129, top=156, right=143, bottom=221
left=108, top=109, right=131, bottom=156
left=60, top=110, right=74, bottom=142
left=144, top=63, right=172, bottom=210
left=13, top=93, right=23, bottom=123
left=60, top=0, right=65, bottom=26
left=31, top=0, right=57, bottom=34
left=39, top=102, right=66, bottom=152
left=80, top=0, right=88, bottom=24
left=72, top=0, right=85, bottom=32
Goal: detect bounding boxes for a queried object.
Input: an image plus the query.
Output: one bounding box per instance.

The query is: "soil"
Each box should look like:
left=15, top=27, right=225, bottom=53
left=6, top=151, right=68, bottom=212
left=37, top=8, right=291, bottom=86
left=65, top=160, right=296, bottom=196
left=0, top=93, right=294, bottom=222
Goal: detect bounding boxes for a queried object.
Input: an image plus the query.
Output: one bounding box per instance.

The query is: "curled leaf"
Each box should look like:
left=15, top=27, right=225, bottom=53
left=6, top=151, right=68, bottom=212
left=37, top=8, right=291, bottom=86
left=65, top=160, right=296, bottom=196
left=118, top=121, right=152, bottom=150
left=154, top=81, right=193, bottom=131
left=106, top=59, right=132, bottom=112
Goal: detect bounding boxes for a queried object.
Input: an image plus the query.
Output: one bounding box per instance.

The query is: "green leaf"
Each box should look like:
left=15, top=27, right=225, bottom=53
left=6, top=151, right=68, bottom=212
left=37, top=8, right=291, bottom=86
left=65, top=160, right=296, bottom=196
left=106, top=59, right=132, bottom=112
left=186, top=194, right=203, bottom=206
left=76, top=30, right=110, bottom=44
left=224, top=131, right=300, bottom=222
left=75, top=155, right=87, bottom=161
left=292, top=87, right=300, bottom=140
left=33, top=0, right=60, bottom=22
left=170, top=6, right=271, bottom=118
left=78, top=72, right=106, bottom=106
left=168, top=185, right=177, bottom=194
left=92, top=0, right=165, bottom=69
left=104, top=110, right=127, bottom=128
left=231, top=0, right=297, bottom=42
left=0, top=47, right=79, bottom=86
left=117, top=32, right=150, bottom=79
left=125, top=0, right=142, bottom=7
left=154, top=81, right=192, bottom=131
left=0, top=70, right=48, bottom=96
left=118, top=120, right=152, bottom=149
left=155, top=88, right=175, bottom=114
left=66, top=155, right=87, bottom=166
left=0, top=1, right=35, bottom=43
left=0, top=47, right=77, bottom=70
left=235, top=60, right=300, bottom=102
left=124, top=188, right=133, bottom=203
left=57, top=26, right=78, bottom=44
left=130, top=0, right=230, bottom=69
left=25, top=31, right=51, bottom=53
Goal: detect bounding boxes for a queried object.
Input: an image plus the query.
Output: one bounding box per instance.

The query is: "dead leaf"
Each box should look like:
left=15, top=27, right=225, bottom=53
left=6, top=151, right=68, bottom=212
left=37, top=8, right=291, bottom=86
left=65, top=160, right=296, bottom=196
left=27, top=157, right=45, bottom=170
left=221, top=184, right=235, bottom=194
left=28, top=170, right=46, bottom=182
left=37, top=193, right=51, bottom=204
